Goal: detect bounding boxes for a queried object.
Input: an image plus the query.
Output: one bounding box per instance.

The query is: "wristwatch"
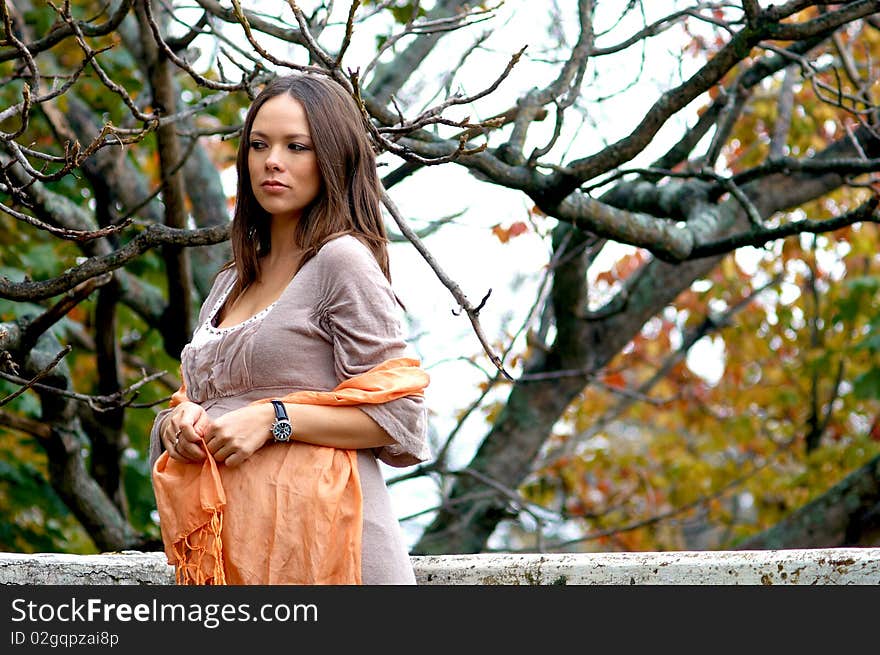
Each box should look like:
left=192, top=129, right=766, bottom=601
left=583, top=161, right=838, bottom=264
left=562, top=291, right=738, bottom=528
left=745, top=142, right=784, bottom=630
left=269, top=400, right=293, bottom=442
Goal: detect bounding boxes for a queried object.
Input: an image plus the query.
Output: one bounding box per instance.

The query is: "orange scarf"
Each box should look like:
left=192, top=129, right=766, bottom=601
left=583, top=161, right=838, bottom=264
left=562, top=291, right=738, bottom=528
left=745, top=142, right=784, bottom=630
left=151, top=357, right=429, bottom=585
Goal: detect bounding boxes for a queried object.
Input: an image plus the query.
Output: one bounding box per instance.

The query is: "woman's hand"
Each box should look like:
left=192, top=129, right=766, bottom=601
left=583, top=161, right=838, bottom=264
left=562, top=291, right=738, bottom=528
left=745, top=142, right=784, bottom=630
left=203, top=404, right=274, bottom=467
left=162, top=401, right=211, bottom=463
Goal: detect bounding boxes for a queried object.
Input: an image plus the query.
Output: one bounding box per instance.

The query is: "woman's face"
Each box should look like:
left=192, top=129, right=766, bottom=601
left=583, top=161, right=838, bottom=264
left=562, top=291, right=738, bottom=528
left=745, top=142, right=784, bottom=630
left=247, top=94, right=322, bottom=223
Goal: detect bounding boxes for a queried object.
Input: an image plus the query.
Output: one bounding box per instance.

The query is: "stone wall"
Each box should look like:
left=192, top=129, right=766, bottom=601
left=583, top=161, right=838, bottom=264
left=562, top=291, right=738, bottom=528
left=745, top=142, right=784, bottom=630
left=1, top=548, right=878, bottom=584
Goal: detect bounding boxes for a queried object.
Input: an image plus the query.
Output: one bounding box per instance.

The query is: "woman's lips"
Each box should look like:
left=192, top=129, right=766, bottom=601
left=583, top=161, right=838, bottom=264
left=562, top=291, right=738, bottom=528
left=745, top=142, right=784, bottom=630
left=261, top=180, right=288, bottom=193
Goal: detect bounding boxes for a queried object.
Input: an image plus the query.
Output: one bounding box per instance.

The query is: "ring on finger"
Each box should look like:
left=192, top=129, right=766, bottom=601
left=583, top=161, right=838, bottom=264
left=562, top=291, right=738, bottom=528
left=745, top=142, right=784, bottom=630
left=174, top=428, right=182, bottom=447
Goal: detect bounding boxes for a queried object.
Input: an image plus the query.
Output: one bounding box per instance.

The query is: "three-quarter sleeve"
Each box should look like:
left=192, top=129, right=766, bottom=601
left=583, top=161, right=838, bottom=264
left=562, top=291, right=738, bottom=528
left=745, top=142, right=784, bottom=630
left=315, top=236, right=429, bottom=467
left=148, top=407, right=174, bottom=471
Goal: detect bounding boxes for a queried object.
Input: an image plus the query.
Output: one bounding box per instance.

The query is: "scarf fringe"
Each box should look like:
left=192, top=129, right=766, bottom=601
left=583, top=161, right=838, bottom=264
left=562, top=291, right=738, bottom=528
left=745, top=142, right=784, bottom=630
left=172, top=509, right=226, bottom=585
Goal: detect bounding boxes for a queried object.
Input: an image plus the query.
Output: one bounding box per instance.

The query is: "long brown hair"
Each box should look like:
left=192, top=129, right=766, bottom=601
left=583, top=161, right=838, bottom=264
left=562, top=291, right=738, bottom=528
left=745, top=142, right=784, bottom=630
left=222, top=73, right=391, bottom=308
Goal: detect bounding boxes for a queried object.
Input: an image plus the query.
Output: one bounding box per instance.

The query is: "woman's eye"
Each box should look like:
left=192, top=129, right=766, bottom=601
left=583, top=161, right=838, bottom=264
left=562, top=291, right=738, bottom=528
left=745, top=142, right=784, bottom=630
left=249, top=141, right=265, bottom=150
left=288, top=143, right=307, bottom=152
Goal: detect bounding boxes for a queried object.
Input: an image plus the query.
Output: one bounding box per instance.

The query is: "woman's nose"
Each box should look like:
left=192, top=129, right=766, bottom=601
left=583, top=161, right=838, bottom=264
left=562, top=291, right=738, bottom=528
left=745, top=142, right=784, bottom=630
left=264, top=148, right=284, bottom=170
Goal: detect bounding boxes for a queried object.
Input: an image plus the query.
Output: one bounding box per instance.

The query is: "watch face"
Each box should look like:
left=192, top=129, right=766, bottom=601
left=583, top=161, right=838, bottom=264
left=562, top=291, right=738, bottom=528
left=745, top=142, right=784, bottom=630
left=272, top=420, right=292, bottom=441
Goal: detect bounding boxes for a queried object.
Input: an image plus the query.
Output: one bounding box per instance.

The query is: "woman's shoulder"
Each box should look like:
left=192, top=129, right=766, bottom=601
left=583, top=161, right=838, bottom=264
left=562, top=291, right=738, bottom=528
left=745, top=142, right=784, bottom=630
left=207, top=265, right=237, bottom=295
left=214, top=264, right=237, bottom=283
left=312, top=235, right=395, bottom=306
left=315, top=234, right=373, bottom=262
left=313, top=234, right=380, bottom=275
left=194, top=265, right=236, bottom=326
left=197, top=265, right=235, bottom=299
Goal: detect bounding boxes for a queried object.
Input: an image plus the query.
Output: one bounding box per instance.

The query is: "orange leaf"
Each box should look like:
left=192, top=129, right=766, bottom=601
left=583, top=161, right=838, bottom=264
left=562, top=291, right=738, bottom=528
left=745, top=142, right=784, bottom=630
left=491, top=224, right=510, bottom=243
left=603, top=371, right=626, bottom=389
left=491, top=221, right=528, bottom=244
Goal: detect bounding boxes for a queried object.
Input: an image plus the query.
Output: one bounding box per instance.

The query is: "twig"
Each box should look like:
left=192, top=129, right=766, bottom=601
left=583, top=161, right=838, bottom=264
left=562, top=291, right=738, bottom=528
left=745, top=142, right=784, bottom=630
left=0, top=367, right=168, bottom=412
left=19, top=273, right=113, bottom=352
left=381, top=191, right=512, bottom=380
left=691, top=194, right=880, bottom=260
left=0, top=345, right=71, bottom=407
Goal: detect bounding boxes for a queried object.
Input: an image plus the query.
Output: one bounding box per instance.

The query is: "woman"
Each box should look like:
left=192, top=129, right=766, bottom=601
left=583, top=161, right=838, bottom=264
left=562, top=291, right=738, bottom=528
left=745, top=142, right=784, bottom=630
left=148, top=74, right=430, bottom=585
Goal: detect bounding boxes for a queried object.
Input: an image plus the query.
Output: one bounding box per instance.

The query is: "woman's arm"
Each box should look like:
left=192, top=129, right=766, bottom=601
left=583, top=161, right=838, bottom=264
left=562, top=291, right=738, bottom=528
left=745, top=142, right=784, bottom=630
left=205, top=403, right=394, bottom=466
left=317, top=237, right=430, bottom=467
left=203, top=402, right=394, bottom=467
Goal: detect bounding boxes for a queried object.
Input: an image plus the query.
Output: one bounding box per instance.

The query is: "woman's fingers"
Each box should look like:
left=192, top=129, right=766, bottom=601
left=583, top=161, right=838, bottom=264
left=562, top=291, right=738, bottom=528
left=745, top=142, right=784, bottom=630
left=204, top=427, right=253, bottom=466
left=167, top=405, right=209, bottom=462
left=204, top=426, right=222, bottom=454
left=194, top=411, right=212, bottom=436
left=162, top=417, right=183, bottom=460
left=176, top=424, right=206, bottom=462
left=168, top=405, right=260, bottom=466
left=210, top=442, right=231, bottom=463
left=211, top=440, right=249, bottom=467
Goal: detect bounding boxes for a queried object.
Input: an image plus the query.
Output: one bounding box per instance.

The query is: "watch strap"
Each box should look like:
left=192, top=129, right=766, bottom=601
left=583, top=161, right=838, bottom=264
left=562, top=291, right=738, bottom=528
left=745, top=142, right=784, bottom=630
left=270, top=399, right=288, bottom=421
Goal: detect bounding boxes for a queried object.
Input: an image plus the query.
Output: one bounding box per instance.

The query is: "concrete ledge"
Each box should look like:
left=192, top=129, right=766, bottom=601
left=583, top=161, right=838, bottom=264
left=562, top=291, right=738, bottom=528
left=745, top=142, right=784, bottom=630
left=0, top=552, right=174, bottom=586
left=0, top=549, right=878, bottom=585
left=413, top=549, right=880, bottom=585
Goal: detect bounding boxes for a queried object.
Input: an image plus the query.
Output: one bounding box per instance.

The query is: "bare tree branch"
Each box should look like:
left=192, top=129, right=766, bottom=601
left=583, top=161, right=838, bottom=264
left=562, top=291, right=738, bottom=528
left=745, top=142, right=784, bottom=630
left=381, top=192, right=512, bottom=379
left=0, top=223, right=229, bottom=302
left=0, top=345, right=71, bottom=408
left=770, top=64, right=798, bottom=159
left=691, top=194, right=880, bottom=259
left=0, top=0, right=133, bottom=63
left=18, top=273, right=113, bottom=354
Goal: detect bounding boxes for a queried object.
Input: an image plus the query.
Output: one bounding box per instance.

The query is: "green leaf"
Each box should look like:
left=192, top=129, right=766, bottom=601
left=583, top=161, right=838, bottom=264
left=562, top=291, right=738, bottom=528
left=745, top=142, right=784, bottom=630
left=389, top=2, right=426, bottom=23
left=853, top=369, right=880, bottom=400
left=854, top=330, right=880, bottom=353
left=834, top=275, right=880, bottom=322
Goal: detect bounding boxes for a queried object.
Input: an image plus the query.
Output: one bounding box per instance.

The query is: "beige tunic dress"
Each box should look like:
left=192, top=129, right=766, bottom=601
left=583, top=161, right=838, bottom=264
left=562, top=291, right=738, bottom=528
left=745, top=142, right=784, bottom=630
left=149, top=235, right=429, bottom=584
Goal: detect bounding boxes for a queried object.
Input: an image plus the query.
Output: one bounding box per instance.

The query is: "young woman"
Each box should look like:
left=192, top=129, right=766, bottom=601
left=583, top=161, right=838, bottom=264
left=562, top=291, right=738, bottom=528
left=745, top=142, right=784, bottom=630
left=149, top=74, right=429, bottom=585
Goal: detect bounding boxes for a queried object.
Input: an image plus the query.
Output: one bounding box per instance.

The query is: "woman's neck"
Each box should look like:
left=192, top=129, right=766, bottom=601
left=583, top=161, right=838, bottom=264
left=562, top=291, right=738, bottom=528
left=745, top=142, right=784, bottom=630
left=257, top=214, right=307, bottom=276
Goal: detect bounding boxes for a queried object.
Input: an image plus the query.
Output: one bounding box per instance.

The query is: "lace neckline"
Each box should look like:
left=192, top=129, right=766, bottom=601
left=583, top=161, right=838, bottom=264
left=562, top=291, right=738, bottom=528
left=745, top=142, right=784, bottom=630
left=203, top=281, right=279, bottom=335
